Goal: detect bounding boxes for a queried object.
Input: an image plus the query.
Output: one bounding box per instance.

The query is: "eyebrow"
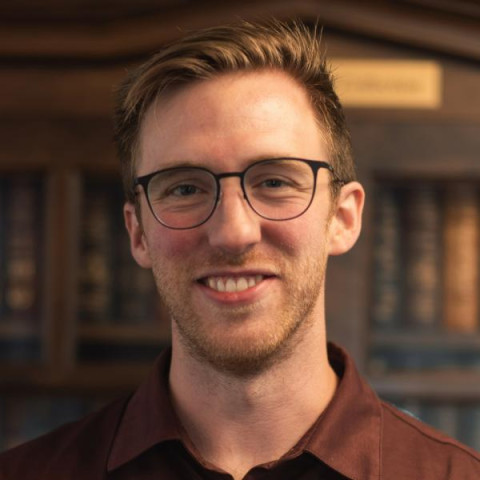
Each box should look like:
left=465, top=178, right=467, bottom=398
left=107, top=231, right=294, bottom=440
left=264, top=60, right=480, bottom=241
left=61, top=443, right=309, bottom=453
left=158, top=154, right=299, bottom=171
left=156, top=160, right=200, bottom=170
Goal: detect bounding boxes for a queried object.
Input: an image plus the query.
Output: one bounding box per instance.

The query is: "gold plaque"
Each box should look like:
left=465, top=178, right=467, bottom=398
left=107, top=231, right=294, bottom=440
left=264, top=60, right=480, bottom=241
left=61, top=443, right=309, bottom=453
left=331, top=59, right=442, bottom=109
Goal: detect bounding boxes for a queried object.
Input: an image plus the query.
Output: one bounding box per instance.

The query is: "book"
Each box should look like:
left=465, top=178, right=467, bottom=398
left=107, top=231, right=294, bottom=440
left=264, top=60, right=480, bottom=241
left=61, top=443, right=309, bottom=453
left=403, top=185, right=442, bottom=328
left=458, top=404, right=480, bottom=452
left=372, top=186, right=403, bottom=328
left=420, top=402, right=458, bottom=440
left=0, top=397, right=4, bottom=452
left=2, top=395, right=88, bottom=451
left=0, top=180, right=4, bottom=317
left=79, top=180, right=167, bottom=328
left=77, top=179, right=171, bottom=363
left=2, top=177, right=42, bottom=324
left=443, top=184, right=479, bottom=332
left=368, top=344, right=480, bottom=372
left=78, top=183, right=113, bottom=324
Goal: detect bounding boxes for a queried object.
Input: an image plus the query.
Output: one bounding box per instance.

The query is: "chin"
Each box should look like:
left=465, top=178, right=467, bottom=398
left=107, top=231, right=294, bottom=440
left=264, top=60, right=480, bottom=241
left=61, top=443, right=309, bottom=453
left=175, top=315, right=305, bottom=378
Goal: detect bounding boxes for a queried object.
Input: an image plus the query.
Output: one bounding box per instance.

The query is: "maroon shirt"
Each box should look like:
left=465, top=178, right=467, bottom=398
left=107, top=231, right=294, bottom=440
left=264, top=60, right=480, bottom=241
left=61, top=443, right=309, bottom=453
left=1, top=343, right=479, bottom=479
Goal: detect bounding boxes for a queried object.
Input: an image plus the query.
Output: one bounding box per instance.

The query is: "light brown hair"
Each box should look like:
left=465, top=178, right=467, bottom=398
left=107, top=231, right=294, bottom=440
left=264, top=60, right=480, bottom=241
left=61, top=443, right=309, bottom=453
left=114, top=19, right=356, bottom=203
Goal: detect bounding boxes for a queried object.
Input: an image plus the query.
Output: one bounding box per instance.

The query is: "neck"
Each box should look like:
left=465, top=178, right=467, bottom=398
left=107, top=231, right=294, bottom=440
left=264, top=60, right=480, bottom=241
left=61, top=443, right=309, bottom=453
left=169, top=319, right=338, bottom=479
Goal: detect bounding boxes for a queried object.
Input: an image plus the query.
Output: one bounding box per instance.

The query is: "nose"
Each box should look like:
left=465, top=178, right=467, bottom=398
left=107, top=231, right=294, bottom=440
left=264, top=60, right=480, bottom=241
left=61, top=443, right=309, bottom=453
left=206, top=178, right=261, bottom=254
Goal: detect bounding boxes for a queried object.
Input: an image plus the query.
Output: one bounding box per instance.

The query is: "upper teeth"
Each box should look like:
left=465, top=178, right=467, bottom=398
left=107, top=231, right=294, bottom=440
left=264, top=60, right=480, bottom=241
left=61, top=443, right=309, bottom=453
left=206, top=275, right=263, bottom=293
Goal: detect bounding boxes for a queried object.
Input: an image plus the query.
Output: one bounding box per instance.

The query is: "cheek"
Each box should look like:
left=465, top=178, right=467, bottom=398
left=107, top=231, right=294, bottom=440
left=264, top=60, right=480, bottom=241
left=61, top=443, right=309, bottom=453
left=147, top=227, right=202, bottom=259
left=263, top=218, right=322, bottom=257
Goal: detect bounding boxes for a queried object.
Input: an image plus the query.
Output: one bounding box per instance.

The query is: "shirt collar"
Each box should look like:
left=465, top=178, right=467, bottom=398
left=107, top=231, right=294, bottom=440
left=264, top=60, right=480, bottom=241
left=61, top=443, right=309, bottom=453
left=108, top=343, right=382, bottom=479
left=302, top=343, right=382, bottom=480
left=107, top=348, right=182, bottom=471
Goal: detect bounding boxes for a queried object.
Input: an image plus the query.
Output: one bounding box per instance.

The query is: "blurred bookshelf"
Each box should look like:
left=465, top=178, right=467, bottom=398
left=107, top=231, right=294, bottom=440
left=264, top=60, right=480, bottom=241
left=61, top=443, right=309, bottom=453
left=369, top=180, right=480, bottom=374
left=0, top=175, right=46, bottom=365
left=75, top=176, right=170, bottom=364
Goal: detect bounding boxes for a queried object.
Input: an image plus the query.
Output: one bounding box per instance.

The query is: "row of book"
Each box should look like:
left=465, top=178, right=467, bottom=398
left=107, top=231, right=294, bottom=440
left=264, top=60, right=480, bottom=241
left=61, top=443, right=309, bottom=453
left=372, top=182, right=480, bottom=332
left=0, top=176, right=44, bottom=362
left=0, top=174, right=170, bottom=364
left=79, top=177, right=160, bottom=326
left=0, top=395, right=112, bottom=452
left=0, top=174, right=167, bottom=330
left=391, top=398, right=480, bottom=452
left=0, top=176, right=43, bottom=323
left=369, top=344, right=480, bottom=372
left=77, top=178, right=171, bottom=362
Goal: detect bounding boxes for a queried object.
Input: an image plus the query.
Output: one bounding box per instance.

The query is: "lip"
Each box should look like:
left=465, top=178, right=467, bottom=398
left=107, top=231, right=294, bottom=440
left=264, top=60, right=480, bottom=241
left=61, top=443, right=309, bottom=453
left=195, top=270, right=277, bottom=304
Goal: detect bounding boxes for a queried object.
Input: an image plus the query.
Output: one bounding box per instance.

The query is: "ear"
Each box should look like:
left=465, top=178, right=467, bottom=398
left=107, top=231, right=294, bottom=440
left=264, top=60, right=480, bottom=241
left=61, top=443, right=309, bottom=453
left=327, top=181, right=365, bottom=256
left=123, top=201, right=153, bottom=268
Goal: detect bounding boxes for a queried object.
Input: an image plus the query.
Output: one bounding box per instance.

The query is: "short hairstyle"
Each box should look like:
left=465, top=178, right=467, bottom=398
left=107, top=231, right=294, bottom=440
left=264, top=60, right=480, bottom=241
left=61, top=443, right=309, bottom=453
left=114, top=19, right=356, bottom=203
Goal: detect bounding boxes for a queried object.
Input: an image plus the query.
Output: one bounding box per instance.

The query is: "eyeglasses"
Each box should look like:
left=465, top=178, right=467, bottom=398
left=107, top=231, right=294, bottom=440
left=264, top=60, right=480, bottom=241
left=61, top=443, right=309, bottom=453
left=134, top=157, right=344, bottom=230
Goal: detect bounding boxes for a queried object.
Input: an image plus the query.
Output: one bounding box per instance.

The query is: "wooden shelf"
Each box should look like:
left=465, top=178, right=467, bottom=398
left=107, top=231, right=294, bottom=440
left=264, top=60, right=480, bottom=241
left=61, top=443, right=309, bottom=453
left=371, top=331, right=480, bottom=350
left=0, top=322, right=38, bottom=339
left=1, top=0, right=479, bottom=61
left=371, top=370, right=480, bottom=401
left=0, top=362, right=151, bottom=392
left=78, top=324, right=169, bottom=344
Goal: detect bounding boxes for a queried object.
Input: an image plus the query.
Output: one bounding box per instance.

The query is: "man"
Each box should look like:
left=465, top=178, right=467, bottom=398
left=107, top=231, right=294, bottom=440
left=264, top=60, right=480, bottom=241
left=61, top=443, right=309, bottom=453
left=1, top=19, right=479, bottom=480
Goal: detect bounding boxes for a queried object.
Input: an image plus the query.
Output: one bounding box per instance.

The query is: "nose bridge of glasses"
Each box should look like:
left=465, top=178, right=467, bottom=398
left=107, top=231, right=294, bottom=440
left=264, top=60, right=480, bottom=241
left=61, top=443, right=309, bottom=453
left=216, top=171, right=247, bottom=199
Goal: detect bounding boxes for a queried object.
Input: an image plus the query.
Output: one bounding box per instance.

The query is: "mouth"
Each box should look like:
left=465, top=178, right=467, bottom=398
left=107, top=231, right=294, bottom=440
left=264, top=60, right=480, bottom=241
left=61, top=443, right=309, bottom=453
left=199, top=274, right=266, bottom=293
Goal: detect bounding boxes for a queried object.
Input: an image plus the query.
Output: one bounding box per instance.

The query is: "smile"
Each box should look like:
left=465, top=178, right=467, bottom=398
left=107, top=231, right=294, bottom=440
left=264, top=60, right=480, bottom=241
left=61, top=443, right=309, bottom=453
left=203, top=275, right=264, bottom=293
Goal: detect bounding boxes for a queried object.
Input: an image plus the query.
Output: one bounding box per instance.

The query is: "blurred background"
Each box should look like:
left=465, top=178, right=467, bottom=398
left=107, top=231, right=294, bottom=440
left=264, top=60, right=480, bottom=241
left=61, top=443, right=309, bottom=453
left=0, top=0, right=480, bottom=451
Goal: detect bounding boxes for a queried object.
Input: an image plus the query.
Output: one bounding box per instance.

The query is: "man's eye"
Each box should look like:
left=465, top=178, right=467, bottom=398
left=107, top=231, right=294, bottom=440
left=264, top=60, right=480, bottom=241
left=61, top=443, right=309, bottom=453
left=262, top=178, right=288, bottom=188
left=171, top=184, right=199, bottom=196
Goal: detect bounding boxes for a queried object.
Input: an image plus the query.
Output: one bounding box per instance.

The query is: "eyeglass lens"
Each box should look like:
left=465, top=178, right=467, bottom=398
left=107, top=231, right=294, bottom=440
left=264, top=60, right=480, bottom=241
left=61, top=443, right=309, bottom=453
left=146, top=159, right=316, bottom=229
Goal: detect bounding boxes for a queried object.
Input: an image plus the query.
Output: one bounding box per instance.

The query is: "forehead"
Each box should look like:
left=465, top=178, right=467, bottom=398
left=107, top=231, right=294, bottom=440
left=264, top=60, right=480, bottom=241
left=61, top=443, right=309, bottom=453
left=137, top=70, right=328, bottom=174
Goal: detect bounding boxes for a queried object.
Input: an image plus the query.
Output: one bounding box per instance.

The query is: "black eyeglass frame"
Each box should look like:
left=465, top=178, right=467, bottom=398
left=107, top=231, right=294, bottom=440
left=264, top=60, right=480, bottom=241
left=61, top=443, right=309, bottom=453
left=133, top=157, right=345, bottom=230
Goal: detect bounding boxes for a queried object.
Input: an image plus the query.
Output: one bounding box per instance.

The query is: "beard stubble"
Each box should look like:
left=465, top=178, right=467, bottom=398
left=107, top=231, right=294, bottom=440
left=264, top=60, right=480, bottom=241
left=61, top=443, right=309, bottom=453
left=150, top=240, right=328, bottom=377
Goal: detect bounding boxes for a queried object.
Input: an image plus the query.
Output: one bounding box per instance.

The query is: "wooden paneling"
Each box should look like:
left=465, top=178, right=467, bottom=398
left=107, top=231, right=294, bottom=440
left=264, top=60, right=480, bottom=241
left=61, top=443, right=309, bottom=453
left=1, top=0, right=479, bottom=61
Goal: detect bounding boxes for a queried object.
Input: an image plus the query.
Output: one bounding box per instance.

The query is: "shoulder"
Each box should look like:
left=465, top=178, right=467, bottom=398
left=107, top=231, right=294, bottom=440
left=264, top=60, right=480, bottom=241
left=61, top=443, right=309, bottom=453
left=0, top=396, right=130, bottom=480
left=380, top=400, right=480, bottom=479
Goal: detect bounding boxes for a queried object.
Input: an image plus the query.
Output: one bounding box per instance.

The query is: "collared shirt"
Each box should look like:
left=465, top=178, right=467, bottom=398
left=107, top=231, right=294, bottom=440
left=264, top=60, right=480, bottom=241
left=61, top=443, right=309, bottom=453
left=0, top=343, right=479, bottom=479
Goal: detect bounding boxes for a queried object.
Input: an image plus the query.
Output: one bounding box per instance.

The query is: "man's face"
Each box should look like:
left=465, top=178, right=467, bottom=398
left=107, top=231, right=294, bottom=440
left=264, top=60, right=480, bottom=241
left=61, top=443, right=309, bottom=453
left=126, top=70, right=342, bottom=376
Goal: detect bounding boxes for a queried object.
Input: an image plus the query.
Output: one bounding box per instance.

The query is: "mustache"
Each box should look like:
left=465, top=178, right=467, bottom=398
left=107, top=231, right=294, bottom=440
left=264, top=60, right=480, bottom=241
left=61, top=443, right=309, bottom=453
left=203, top=251, right=259, bottom=267
left=199, top=249, right=281, bottom=270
